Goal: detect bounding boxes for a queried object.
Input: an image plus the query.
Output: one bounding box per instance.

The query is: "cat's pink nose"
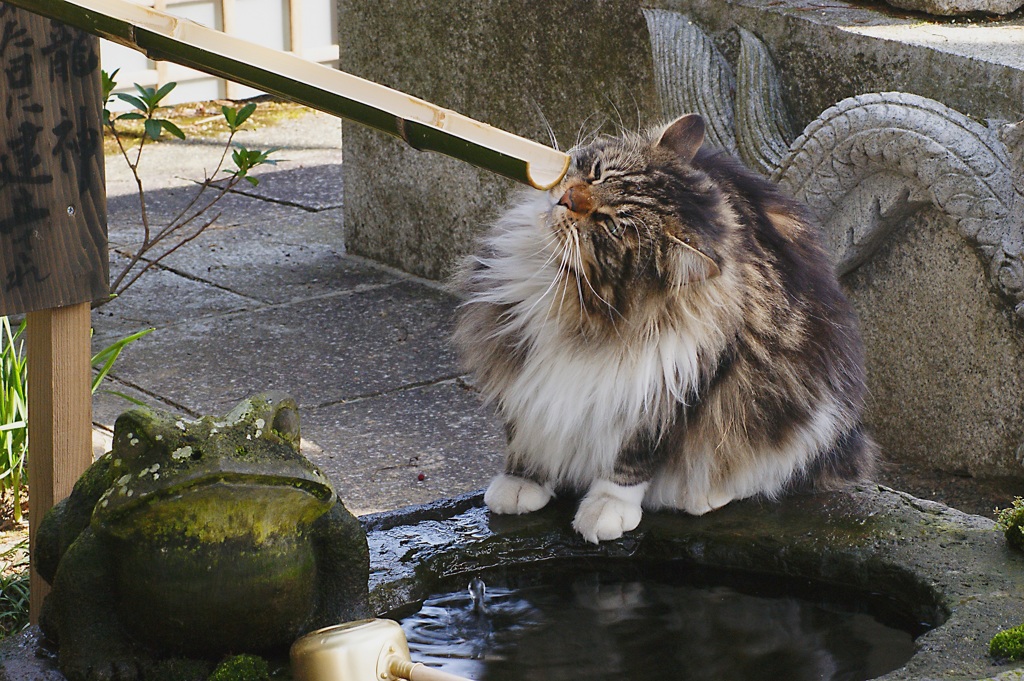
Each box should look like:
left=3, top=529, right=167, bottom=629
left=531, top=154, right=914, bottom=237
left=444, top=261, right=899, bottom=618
left=557, top=185, right=594, bottom=215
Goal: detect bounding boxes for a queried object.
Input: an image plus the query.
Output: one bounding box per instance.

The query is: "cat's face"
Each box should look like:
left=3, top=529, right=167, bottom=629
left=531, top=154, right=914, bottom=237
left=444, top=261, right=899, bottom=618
left=545, top=114, right=725, bottom=321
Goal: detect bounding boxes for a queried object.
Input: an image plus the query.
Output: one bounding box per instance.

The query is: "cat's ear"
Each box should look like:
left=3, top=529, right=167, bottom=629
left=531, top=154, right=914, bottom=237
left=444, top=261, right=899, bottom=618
left=658, top=114, right=705, bottom=163
left=667, top=234, right=721, bottom=284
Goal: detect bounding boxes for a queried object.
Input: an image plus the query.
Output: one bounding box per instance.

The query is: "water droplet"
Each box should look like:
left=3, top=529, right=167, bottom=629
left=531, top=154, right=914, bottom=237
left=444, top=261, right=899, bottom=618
left=469, top=576, right=487, bottom=615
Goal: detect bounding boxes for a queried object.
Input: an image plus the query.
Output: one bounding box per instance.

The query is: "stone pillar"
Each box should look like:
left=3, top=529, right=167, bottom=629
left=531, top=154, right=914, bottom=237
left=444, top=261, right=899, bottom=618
left=337, top=0, right=658, bottom=280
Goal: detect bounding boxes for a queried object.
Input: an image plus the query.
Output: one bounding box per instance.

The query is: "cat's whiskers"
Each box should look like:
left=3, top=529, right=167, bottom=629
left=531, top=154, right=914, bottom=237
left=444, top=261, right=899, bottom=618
left=523, top=229, right=565, bottom=281
left=567, top=229, right=588, bottom=327
left=572, top=112, right=607, bottom=151
left=603, top=94, right=628, bottom=137
left=528, top=98, right=560, bottom=151
left=504, top=220, right=573, bottom=328
left=546, top=230, right=578, bottom=326
left=629, top=215, right=655, bottom=269
left=518, top=227, right=562, bottom=265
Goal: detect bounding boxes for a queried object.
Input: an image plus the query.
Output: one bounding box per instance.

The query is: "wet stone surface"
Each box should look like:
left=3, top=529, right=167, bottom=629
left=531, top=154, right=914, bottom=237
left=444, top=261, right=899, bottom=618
left=362, top=485, right=1024, bottom=681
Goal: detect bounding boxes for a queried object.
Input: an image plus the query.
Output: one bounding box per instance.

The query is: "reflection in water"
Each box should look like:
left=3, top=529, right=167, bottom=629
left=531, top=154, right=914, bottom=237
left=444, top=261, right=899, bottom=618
left=399, top=570, right=917, bottom=681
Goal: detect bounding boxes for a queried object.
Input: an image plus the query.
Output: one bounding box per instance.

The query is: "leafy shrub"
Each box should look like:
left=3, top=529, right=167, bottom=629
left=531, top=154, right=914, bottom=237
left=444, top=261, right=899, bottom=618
left=0, top=540, right=29, bottom=639
left=995, top=497, right=1024, bottom=552
left=101, top=71, right=279, bottom=305
left=0, top=319, right=28, bottom=523
left=0, top=318, right=153, bottom=523
left=991, top=623, right=1024, bottom=661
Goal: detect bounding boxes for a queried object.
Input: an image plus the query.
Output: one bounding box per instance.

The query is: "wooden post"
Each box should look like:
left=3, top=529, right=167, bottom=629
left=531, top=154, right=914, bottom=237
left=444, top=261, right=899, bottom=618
left=26, top=303, right=93, bottom=622
left=0, top=4, right=108, bottom=624
left=287, top=0, right=302, bottom=57
left=221, top=0, right=237, bottom=99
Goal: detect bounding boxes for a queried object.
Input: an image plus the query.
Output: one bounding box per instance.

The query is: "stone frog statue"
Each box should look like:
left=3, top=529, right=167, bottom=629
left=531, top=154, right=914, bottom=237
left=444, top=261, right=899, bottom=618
left=35, top=392, right=370, bottom=681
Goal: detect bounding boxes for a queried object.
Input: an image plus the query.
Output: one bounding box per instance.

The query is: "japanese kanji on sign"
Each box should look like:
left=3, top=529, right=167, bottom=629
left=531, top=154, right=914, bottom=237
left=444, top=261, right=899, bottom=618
left=0, top=2, right=107, bottom=317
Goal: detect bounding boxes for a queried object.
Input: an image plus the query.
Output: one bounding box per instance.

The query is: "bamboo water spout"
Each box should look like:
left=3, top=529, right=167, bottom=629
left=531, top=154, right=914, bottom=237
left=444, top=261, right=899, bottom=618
left=9, top=0, right=570, bottom=190
left=291, top=619, right=472, bottom=681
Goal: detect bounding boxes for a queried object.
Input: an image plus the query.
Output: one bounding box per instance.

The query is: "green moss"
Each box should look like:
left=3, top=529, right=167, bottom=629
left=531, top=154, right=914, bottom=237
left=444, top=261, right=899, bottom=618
left=995, top=498, right=1024, bottom=551
left=208, top=654, right=270, bottom=681
left=991, top=624, right=1024, bottom=661
left=144, top=657, right=213, bottom=681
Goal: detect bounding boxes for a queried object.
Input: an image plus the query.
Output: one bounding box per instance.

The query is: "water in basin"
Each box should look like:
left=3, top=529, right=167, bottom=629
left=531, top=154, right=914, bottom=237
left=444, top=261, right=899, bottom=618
left=394, top=562, right=929, bottom=681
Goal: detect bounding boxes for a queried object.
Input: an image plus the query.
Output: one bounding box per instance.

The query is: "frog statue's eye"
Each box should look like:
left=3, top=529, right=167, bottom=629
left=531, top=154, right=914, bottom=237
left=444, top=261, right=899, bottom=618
left=272, top=406, right=300, bottom=445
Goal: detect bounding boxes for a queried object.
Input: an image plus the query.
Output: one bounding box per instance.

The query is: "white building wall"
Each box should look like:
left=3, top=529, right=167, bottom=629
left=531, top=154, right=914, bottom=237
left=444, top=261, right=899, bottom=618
left=102, top=0, right=339, bottom=104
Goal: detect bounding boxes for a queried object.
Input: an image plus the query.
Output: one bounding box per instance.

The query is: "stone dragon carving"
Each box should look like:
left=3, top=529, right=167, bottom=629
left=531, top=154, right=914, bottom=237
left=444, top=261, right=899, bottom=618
left=735, top=27, right=796, bottom=177
left=642, top=8, right=738, bottom=154
left=776, top=92, right=1024, bottom=317
left=643, top=11, right=1024, bottom=320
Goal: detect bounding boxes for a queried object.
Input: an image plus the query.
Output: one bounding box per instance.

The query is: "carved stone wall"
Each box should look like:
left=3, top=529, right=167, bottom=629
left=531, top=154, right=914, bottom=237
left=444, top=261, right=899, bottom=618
left=846, top=208, right=1024, bottom=474
left=644, top=8, right=1024, bottom=477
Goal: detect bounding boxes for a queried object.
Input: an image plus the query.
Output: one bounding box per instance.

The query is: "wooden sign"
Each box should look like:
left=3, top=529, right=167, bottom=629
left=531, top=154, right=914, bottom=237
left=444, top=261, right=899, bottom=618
left=0, top=3, right=107, bottom=316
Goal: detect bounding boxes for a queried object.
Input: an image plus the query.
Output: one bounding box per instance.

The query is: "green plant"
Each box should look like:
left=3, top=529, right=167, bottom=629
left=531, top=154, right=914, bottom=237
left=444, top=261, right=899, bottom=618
left=995, top=497, right=1024, bottom=552
left=991, top=622, right=1024, bottom=661
left=0, top=540, right=29, bottom=639
left=0, top=318, right=153, bottom=523
left=91, top=326, right=154, bottom=395
left=101, top=69, right=280, bottom=306
left=0, top=318, right=27, bottom=523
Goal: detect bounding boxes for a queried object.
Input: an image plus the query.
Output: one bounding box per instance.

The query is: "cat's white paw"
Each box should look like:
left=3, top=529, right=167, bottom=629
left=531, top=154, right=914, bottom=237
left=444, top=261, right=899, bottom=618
left=484, top=474, right=553, bottom=515
left=572, top=480, right=648, bottom=544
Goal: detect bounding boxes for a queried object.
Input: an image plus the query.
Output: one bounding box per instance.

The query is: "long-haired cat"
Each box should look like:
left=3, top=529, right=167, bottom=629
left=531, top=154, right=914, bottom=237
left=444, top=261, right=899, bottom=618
left=453, top=114, right=876, bottom=543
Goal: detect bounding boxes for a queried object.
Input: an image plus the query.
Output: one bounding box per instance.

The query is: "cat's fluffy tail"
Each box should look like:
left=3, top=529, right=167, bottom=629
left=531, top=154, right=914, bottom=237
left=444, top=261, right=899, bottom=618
left=784, top=425, right=878, bottom=494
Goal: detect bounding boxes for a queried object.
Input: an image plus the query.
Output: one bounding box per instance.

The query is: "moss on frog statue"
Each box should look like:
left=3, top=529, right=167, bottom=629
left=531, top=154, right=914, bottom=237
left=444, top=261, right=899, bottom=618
left=207, top=655, right=270, bottom=681
left=35, top=392, right=370, bottom=681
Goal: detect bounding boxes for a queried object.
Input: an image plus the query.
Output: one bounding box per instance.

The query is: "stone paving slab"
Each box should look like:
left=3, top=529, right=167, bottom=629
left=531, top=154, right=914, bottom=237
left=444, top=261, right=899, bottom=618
left=106, top=152, right=343, bottom=215
left=92, top=375, right=185, bottom=426
left=105, top=112, right=342, bottom=200
left=227, top=109, right=343, bottom=150
left=92, top=251, right=258, bottom=344
left=96, top=281, right=461, bottom=418
left=105, top=169, right=335, bottom=239
left=301, top=380, right=504, bottom=515
left=145, top=210, right=392, bottom=305
left=223, top=157, right=344, bottom=211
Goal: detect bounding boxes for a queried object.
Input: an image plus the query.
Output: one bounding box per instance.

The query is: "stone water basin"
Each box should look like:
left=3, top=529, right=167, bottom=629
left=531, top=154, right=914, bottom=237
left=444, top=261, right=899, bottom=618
left=363, top=485, right=1024, bottom=681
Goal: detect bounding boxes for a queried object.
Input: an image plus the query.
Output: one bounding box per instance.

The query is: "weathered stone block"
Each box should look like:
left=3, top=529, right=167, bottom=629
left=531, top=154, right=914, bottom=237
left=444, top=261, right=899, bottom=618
left=883, top=0, right=1024, bottom=16
left=363, top=489, right=1024, bottom=681
left=337, top=0, right=658, bottom=279
left=845, top=209, right=1024, bottom=475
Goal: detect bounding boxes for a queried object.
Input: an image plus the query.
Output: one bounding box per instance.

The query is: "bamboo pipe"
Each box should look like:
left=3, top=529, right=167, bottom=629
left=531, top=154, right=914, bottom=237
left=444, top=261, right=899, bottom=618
left=8, top=0, right=570, bottom=190
left=290, top=619, right=474, bottom=681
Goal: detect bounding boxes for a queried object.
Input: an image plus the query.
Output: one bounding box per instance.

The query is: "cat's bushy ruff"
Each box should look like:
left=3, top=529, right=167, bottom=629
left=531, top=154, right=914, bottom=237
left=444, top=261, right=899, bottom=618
left=454, top=114, right=876, bottom=543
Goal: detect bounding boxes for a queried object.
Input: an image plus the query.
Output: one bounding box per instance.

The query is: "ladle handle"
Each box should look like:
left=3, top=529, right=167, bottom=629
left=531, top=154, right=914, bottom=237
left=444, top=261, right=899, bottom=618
left=390, top=658, right=473, bottom=681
